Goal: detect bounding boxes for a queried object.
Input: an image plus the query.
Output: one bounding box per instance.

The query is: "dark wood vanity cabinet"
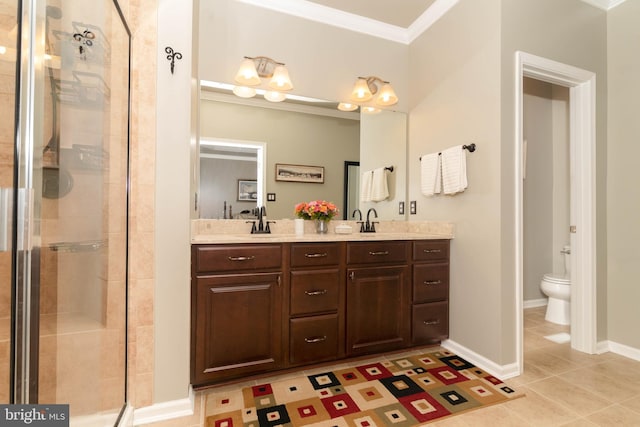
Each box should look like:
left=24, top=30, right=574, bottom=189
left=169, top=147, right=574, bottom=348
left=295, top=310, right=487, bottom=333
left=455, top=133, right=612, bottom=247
left=191, top=238, right=450, bottom=388
left=191, top=244, right=284, bottom=387
left=346, top=241, right=411, bottom=356
left=411, top=240, right=450, bottom=345
left=288, top=242, right=345, bottom=366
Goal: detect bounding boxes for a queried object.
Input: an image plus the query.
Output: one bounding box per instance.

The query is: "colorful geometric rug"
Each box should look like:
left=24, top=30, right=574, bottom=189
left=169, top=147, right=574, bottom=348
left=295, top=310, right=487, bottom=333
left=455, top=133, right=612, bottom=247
left=205, top=348, right=523, bottom=426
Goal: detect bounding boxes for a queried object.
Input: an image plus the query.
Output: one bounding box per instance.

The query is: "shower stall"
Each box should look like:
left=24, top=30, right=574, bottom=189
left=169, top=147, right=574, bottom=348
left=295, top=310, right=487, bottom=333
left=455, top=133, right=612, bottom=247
left=1, top=0, right=130, bottom=424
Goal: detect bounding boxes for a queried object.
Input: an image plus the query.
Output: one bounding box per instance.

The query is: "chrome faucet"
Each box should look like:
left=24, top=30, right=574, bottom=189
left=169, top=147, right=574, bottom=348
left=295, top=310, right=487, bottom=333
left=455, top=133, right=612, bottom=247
left=362, top=208, right=378, bottom=233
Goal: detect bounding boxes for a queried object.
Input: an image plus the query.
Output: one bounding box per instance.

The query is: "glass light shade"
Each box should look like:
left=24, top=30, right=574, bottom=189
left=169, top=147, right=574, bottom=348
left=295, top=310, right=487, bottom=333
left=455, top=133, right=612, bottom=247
left=362, top=106, right=381, bottom=114
left=376, top=83, right=398, bottom=106
left=350, top=78, right=373, bottom=102
left=232, top=85, right=256, bottom=98
left=0, top=46, right=6, bottom=55
left=268, top=65, right=293, bottom=91
left=337, top=102, right=359, bottom=112
left=234, top=58, right=261, bottom=86
left=264, top=90, right=286, bottom=102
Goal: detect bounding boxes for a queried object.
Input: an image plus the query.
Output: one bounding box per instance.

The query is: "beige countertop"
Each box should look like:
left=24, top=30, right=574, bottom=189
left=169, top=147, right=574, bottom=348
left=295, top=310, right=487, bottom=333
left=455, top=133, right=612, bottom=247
left=191, top=219, right=454, bottom=244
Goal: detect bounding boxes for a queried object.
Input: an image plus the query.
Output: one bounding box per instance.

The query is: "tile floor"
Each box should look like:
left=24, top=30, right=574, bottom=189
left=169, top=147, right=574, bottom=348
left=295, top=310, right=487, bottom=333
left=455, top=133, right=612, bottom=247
left=149, top=306, right=640, bottom=426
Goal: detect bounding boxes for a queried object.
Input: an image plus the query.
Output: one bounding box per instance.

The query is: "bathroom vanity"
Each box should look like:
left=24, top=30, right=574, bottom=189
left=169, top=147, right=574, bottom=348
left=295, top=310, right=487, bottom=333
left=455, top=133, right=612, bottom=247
left=190, top=220, right=452, bottom=388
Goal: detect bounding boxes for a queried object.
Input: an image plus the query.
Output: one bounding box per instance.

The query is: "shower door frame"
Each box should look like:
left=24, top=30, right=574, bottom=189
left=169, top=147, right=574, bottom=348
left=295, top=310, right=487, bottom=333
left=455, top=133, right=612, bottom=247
left=11, top=0, right=131, bottom=419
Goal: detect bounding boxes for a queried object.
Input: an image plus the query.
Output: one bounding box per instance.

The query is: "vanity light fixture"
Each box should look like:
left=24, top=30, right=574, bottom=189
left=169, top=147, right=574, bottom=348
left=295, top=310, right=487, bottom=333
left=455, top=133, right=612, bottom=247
left=233, top=56, right=293, bottom=102
left=337, top=102, right=359, bottom=112
left=349, top=76, right=398, bottom=107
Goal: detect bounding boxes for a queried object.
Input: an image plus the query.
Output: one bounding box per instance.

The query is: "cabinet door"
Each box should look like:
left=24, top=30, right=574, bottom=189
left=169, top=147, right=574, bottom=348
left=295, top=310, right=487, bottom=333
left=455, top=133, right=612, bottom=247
left=346, top=266, right=410, bottom=356
left=192, top=272, right=282, bottom=386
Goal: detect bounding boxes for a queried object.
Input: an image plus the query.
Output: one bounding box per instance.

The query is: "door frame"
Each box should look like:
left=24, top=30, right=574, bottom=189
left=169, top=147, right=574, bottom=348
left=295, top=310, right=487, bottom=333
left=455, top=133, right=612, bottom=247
left=514, top=51, right=598, bottom=373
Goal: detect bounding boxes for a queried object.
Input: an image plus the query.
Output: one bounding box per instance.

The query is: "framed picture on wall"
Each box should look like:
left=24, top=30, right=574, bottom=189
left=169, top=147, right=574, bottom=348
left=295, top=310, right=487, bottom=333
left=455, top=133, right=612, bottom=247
left=275, top=163, right=324, bottom=183
left=237, top=179, right=258, bottom=201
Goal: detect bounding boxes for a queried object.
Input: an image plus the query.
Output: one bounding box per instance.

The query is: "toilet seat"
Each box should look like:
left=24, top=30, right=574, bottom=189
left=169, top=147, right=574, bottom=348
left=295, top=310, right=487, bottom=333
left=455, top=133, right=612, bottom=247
left=542, top=273, right=570, bottom=285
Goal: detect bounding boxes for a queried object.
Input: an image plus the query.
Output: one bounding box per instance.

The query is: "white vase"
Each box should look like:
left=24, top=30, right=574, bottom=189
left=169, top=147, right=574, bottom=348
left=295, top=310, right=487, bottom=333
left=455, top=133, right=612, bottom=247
left=294, top=218, right=304, bottom=236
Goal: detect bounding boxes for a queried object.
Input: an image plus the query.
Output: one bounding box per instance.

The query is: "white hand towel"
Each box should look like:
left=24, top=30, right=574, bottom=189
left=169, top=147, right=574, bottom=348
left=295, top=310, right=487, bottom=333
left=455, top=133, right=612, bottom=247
left=441, top=145, right=468, bottom=194
left=370, top=167, right=389, bottom=202
left=420, top=153, right=441, bottom=196
left=360, top=170, right=373, bottom=202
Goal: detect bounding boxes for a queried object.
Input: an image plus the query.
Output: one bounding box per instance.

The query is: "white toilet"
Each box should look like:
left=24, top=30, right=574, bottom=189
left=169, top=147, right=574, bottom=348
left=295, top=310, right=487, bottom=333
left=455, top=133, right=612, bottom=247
left=540, top=245, right=571, bottom=325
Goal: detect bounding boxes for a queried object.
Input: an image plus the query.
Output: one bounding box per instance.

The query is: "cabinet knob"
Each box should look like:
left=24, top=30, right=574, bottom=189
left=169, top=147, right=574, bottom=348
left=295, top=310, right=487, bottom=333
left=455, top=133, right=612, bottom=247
left=349, top=271, right=355, bottom=281
left=304, top=335, right=327, bottom=344
left=423, top=319, right=440, bottom=326
left=423, top=280, right=442, bottom=286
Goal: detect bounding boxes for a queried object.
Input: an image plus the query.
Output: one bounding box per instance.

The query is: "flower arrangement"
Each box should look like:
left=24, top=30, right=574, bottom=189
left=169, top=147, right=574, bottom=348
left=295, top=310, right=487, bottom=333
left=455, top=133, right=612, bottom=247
left=294, top=200, right=338, bottom=221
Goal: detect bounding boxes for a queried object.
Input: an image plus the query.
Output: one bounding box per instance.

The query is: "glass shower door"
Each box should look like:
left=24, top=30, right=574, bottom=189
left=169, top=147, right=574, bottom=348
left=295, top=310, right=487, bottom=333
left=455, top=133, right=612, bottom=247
left=10, top=0, right=130, bottom=424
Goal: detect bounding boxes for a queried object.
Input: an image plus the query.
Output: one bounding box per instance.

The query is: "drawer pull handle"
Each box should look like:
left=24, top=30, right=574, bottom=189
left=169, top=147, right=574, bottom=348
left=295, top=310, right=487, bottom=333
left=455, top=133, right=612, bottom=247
left=227, top=255, right=256, bottom=262
left=305, top=252, right=328, bottom=258
left=368, top=251, right=389, bottom=256
left=423, top=319, right=440, bottom=326
left=423, top=249, right=442, bottom=254
left=304, top=336, right=327, bottom=344
left=305, top=289, right=328, bottom=296
left=424, top=280, right=442, bottom=286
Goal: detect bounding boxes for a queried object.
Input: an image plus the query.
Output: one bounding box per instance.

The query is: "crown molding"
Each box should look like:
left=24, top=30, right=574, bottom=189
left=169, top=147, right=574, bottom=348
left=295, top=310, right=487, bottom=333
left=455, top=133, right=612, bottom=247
left=237, top=0, right=409, bottom=44
left=237, top=0, right=625, bottom=45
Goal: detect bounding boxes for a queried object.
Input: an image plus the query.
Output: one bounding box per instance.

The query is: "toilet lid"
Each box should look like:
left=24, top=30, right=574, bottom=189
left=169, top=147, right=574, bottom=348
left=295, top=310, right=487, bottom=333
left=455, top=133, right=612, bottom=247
left=543, top=273, right=570, bottom=284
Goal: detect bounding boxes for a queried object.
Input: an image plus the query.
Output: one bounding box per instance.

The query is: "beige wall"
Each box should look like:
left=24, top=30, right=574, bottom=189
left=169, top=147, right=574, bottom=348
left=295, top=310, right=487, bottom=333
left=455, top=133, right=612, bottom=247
left=408, top=0, right=505, bottom=362
left=607, top=0, right=640, bottom=350
left=407, top=0, right=607, bottom=365
left=200, top=100, right=360, bottom=219
left=500, top=0, right=608, bottom=346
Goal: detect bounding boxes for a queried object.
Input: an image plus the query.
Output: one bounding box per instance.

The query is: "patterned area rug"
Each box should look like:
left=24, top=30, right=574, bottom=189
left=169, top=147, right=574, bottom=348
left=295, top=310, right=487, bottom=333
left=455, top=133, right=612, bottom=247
left=205, top=348, right=523, bottom=426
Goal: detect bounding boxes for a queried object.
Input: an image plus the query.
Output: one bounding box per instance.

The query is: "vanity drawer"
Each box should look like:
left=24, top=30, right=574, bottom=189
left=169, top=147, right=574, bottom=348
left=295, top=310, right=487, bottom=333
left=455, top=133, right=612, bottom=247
left=413, top=263, right=449, bottom=303
left=291, top=242, right=342, bottom=267
left=194, top=244, right=282, bottom=273
left=412, top=301, right=448, bottom=344
left=290, top=269, right=340, bottom=316
left=413, top=240, right=450, bottom=262
left=346, top=241, right=409, bottom=265
left=290, top=314, right=339, bottom=365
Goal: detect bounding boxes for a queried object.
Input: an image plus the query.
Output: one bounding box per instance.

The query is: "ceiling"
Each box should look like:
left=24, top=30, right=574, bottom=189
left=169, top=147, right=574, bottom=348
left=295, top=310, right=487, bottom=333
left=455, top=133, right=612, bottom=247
left=237, top=0, right=625, bottom=44
left=305, top=0, right=438, bottom=28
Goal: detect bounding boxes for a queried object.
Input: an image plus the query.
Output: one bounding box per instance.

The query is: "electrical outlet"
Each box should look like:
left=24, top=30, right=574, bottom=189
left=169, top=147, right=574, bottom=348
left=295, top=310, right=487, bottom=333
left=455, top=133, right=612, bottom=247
left=399, top=201, right=405, bottom=215
left=267, top=193, right=276, bottom=202
left=410, top=201, right=417, bottom=215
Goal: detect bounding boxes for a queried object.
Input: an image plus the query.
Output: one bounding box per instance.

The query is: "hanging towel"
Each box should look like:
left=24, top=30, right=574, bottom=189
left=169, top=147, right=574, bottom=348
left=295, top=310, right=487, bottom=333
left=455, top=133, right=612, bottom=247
left=360, top=170, right=373, bottom=202
left=441, top=145, right=468, bottom=194
left=370, top=167, right=389, bottom=202
left=420, top=153, right=441, bottom=196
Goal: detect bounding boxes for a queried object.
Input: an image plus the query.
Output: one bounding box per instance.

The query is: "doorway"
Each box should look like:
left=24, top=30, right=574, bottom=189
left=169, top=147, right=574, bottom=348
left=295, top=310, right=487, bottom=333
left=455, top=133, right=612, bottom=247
left=515, top=52, right=597, bottom=373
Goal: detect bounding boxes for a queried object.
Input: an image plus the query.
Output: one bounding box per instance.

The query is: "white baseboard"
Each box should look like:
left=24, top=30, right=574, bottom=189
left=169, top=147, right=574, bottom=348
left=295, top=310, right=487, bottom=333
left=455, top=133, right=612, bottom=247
left=441, top=339, right=520, bottom=380
left=599, top=340, right=640, bottom=361
left=133, top=387, right=195, bottom=426
left=523, top=298, right=547, bottom=309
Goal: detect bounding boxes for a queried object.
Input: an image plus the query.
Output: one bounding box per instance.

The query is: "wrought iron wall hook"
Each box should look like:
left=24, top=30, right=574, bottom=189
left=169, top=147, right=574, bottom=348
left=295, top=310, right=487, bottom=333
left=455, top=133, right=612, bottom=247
left=165, top=46, right=182, bottom=74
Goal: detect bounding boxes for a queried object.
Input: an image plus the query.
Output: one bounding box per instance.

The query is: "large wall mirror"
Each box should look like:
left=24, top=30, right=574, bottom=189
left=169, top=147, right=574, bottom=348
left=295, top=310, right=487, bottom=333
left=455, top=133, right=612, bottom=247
left=198, top=89, right=407, bottom=221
